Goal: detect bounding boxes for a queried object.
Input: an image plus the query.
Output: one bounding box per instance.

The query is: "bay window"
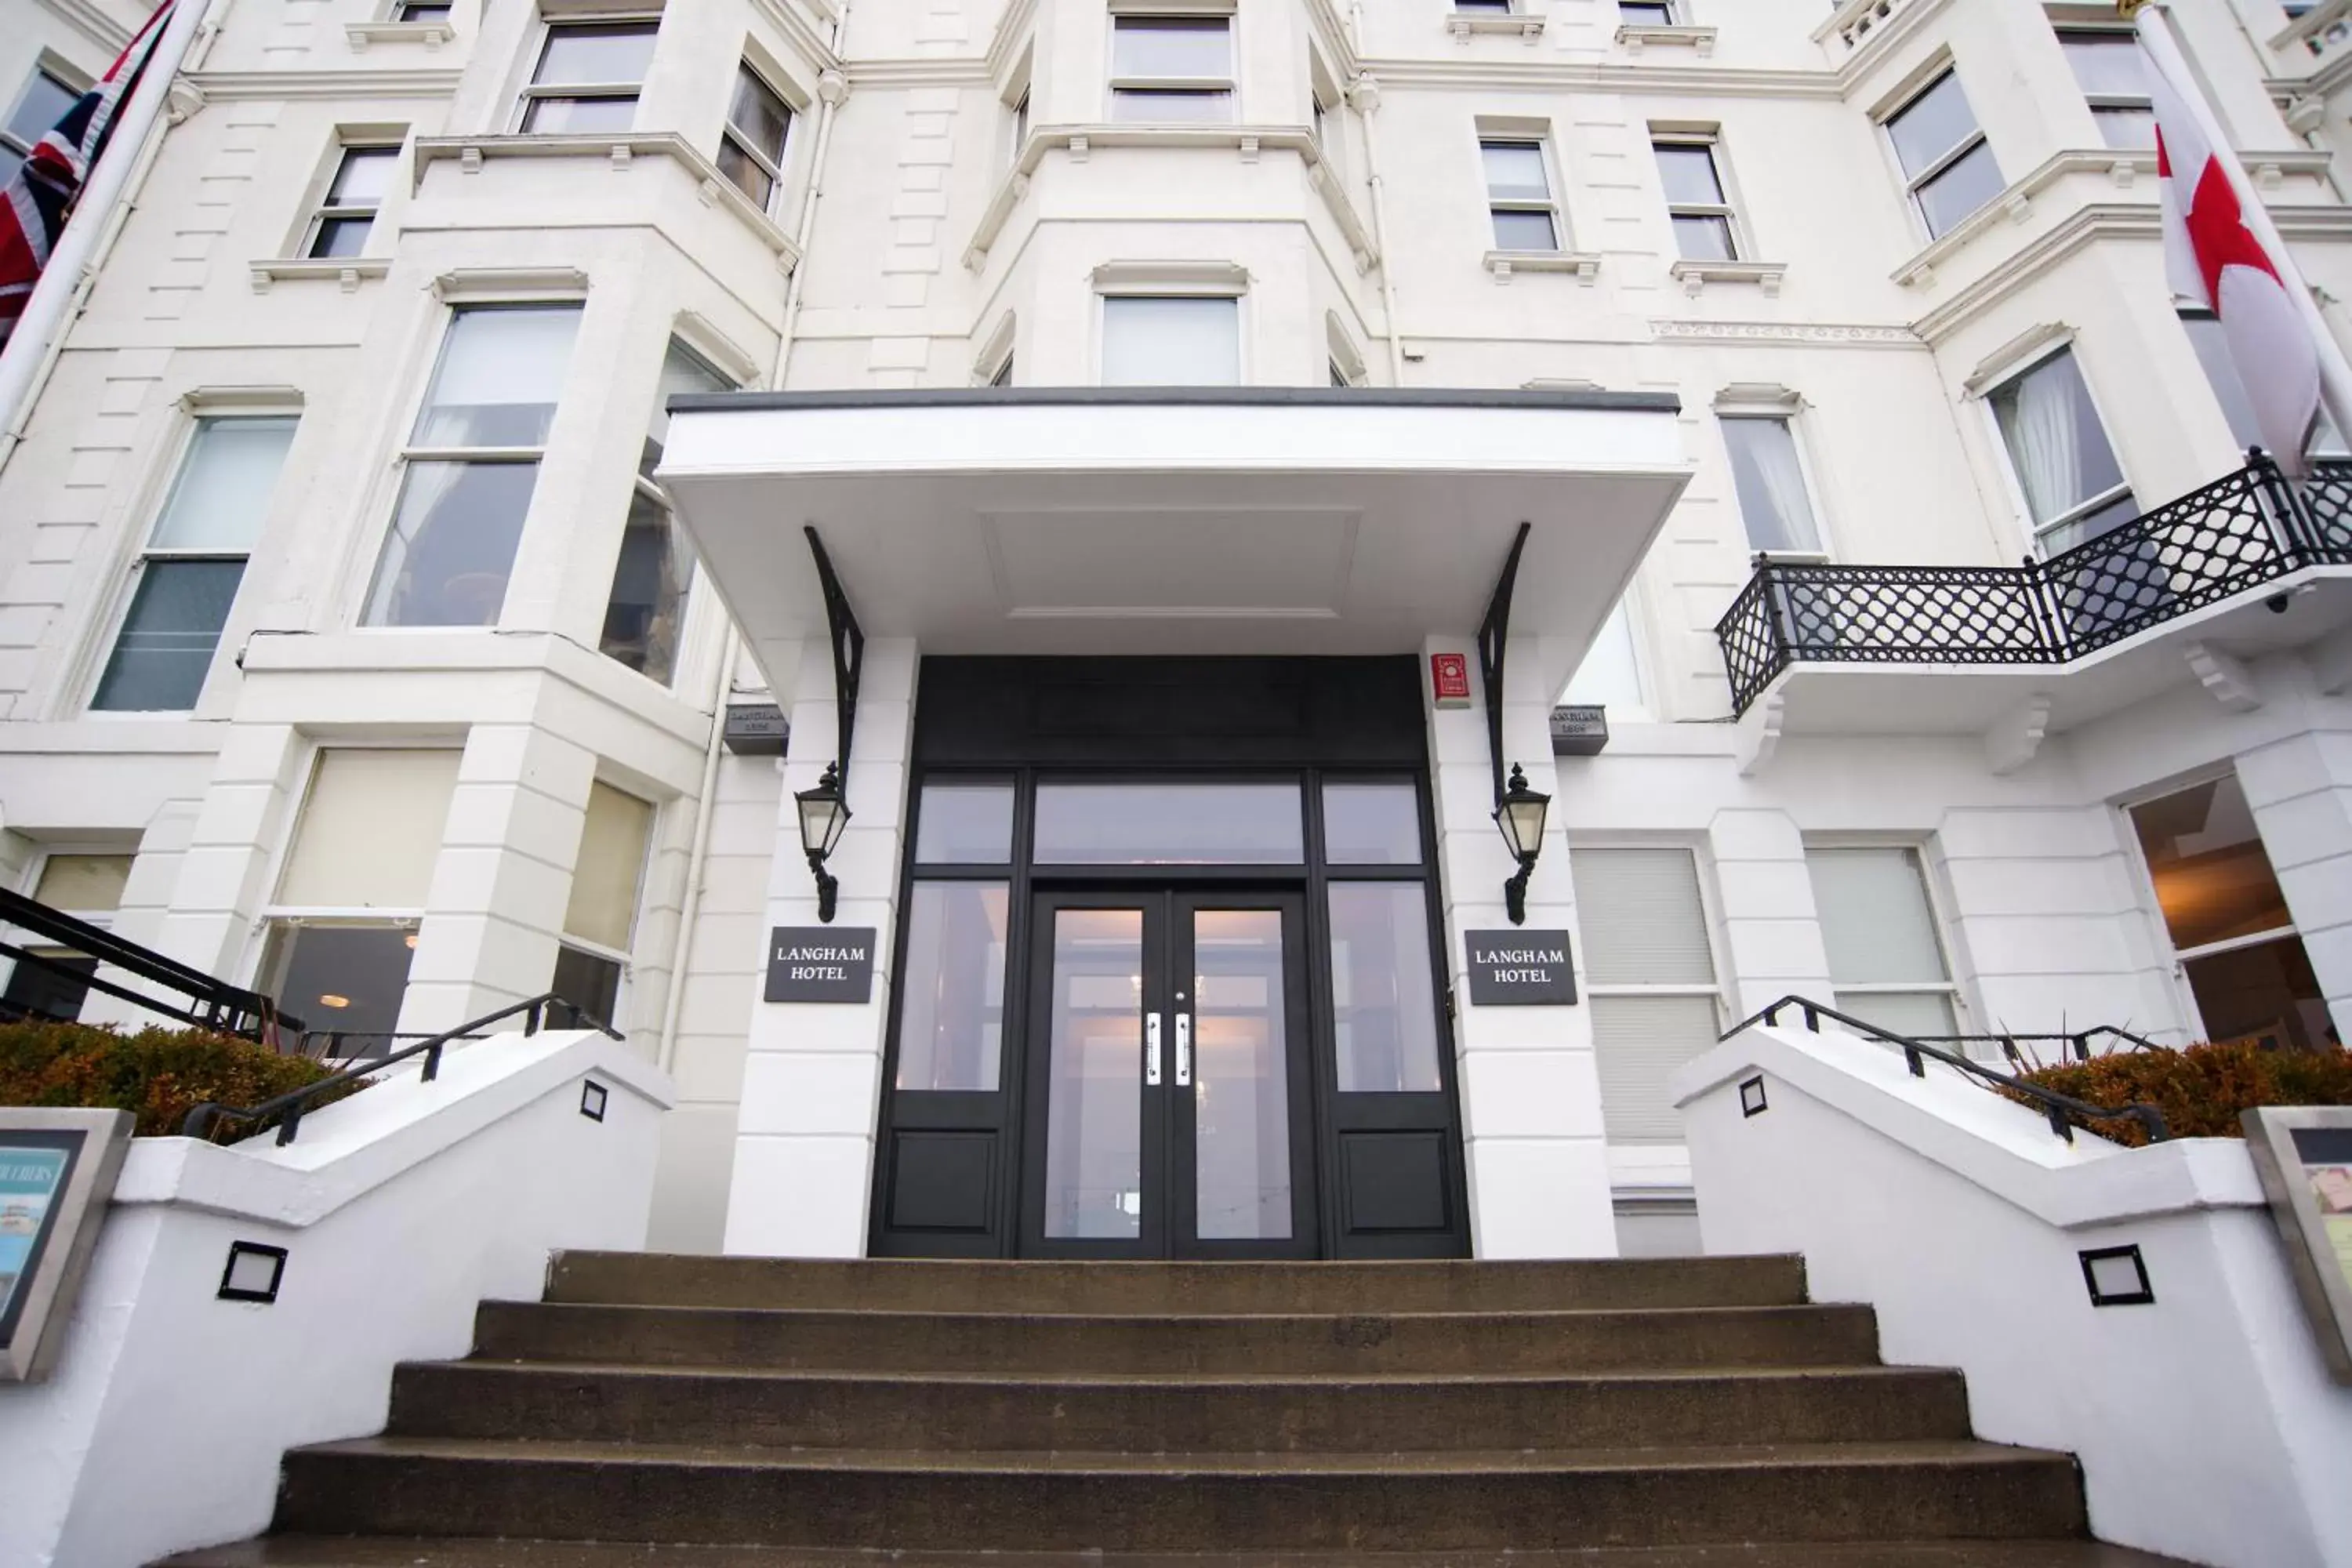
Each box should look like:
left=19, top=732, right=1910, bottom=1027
left=1886, top=71, right=2004, bottom=240
left=602, top=339, right=728, bottom=682
left=517, top=20, right=658, bottom=133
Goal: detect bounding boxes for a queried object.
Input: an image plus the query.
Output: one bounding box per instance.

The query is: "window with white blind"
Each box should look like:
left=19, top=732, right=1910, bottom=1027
left=554, top=781, right=655, bottom=1028
left=2, top=853, right=135, bottom=1023
left=93, top=416, right=297, bottom=712
left=1101, top=295, right=1240, bottom=385
left=1722, top=416, right=1823, bottom=556
left=1570, top=848, right=1723, bottom=1144
left=603, top=339, right=728, bottom=684
left=364, top=304, right=582, bottom=627
left=260, top=750, right=459, bottom=1051
left=1109, top=15, right=1234, bottom=122
left=1806, top=847, right=1962, bottom=1044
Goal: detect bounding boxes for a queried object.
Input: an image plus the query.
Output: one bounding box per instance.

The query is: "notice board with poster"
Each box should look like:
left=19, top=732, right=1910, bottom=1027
left=0, top=1107, right=133, bottom=1381
left=2243, top=1105, right=2352, bottom=1385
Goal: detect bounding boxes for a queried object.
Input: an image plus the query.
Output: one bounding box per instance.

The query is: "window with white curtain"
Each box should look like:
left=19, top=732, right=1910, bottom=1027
left=2057, top=31, right=2154, bottom=150
left=1721, top=416, right=1822, bottom=556
left=1806, top=847, right=1962, bottom=1046
left=1884, top=71, right=2004, bottom=240
left=1988, top=347, right=2138, bottom=555
left=93, top=416, right=297, bottom=712
left=1108, top=15, right=1234, bottom=122
left=554, top=781, right=655, bottom=1028
left=1101, top=295, right=1240, bottom=385
left=1562, top=599, right=1649, bottom=717
left=603, top=339, right=728, bottom=684
left=364, top=305, right=582, bottom=627
left=1570, top=847, right=1723, bottom=1144
left=260, top=750, right=459, bottom=1052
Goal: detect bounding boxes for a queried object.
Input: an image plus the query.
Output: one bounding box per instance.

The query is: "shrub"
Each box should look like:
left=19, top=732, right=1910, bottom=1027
left=0, top=1018, right=359, bottom=1140
left=2006, top=1037, right=2352, bottom=1148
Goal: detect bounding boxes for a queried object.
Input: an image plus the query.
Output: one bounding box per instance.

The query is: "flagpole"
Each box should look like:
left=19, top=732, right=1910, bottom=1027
left=0, top=0, right=207, bottom=459
left=2138, top=0, right=2352, bottom=453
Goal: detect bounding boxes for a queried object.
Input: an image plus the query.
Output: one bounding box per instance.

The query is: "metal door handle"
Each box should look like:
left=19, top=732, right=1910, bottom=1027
left=1145, top=1012, right=1162, bottom=1086
left=1175, top=1013, right=1192, bottom=1087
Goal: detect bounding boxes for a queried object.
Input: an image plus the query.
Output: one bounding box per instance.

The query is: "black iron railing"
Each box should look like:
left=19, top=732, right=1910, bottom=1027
left=1722, top=994, right=2171, bottom=1145
left=180, top=990, right=619, bottom=1146
left=1911, top=1025, right=2163, bottom=1066
left=0, top=887, right=299, bottom=1042
left=1716, top=455, right=2352, bottom=717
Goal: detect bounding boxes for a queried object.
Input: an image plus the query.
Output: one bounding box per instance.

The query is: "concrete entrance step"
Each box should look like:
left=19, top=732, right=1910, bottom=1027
left=472, top=1299, right=1882, bottom=1374
left=543, top=1251, right=1811, bottom=1314
left=270, top=1435, right=2088, bottom=1552
left=387, top=1359, right=1973, bottom=1451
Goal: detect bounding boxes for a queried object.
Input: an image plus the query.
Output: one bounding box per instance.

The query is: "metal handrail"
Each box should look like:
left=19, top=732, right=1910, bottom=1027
left=0, top=887, right=299, bottom=1041
left=1722, top=994, right=2171, bottom=1145
left=180, top=991, right=622, bottom=1146
left=1908, top=1025, right=2165, bottom=1064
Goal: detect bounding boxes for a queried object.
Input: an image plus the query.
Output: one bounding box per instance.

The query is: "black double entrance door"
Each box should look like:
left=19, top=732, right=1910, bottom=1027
left=1019, top=888, right=1317, bottom=1258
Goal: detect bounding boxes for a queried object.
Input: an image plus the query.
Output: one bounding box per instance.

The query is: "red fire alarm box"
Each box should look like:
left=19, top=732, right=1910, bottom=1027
left=1430, top=652, right=1472, bottom=709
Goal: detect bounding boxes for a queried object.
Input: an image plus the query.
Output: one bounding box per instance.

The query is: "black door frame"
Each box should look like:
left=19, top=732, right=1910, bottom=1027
left=869, top=657, right=1471, bottom=1261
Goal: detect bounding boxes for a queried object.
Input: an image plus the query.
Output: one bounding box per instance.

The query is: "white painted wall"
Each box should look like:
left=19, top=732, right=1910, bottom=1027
left=1676, top=1018, right=2352, bottom=1568
left=0, top=1028, right=673, bottom=1568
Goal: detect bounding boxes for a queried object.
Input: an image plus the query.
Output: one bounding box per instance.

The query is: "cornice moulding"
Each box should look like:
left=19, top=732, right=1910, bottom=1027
left=430, top=265, right=591, bottom=302
left=1650, top=319, right=1921, bottom=349
left=984, top=0, right=1041, bottom=81
left=844, top=58, right=994, bottom=86
left=749, top=0, right=845, bottom=78
left=1366, top=58, right=1842, bottom=99
left=40, top=0, right=133, bottom=53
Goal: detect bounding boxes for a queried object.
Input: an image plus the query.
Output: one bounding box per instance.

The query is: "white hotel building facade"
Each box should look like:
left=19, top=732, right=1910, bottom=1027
left=3, top=0, right=2350, bottom=1262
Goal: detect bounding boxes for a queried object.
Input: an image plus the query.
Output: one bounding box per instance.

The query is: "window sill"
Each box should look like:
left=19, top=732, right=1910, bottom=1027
left=249, top=256, right=393, bottom=292
left=1447, top=13, right=1546, bottom=43
left=411, top=132, right=803, bottom=272
left=1485, top=249, right=1599, bottom=283
left=965, top=124, right=1376, bottom=275
left=1890, top=147, right=2332, bottom=289
left=1616, top=23, right=1717, bottom=56
left=1669, top=258, right=1785, bottom=297
left=346, top=20, right=454, bottom=51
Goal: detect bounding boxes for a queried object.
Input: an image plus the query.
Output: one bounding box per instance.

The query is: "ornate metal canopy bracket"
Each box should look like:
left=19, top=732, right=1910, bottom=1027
left=805, top=525, right=864, bottom=793
left=1475, top=521, right=1531, bottom=806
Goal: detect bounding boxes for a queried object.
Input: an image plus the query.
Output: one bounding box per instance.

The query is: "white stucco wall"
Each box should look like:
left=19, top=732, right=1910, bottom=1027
left=0, top=1028, right=673, bottom=1568
left=1677, top=1019, right=2352, bottom=1568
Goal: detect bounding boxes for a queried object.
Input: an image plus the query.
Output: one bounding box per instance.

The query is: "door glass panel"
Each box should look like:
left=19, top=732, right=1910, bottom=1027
left=1328, top=884, right=1443, bottom=1092
left=1033, top=783, right=1302, bottom=864
left=1322, top=782, right=1422, bottom=865
left=1192, top=909, right=1292, bottom=1240
left=2127, top=775, right=2295, bottom=952
left=1043, top=907, right=1145, bottom=1239
left=895, top=883, right=1008, bottom=1091
left=914, top=784, right=1015, bottom=864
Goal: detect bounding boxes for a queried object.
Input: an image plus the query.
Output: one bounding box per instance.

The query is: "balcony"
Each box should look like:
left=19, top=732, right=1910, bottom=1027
left=1715, top=457, right=2352, bottom=743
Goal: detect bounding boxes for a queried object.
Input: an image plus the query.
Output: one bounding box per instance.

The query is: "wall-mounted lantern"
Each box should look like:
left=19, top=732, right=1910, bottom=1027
left=1493, top=761, right=1550, bottom=926
left=795, top=762, right=851, bottom=924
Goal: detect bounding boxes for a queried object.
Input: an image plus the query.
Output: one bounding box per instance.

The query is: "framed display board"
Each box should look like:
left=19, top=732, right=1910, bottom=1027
left=0, top=1108, right=133, bottom=1382
left=2242, top=1106, right=2352, bottom=1385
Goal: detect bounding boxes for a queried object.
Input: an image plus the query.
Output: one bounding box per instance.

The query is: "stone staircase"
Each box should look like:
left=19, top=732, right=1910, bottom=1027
left=169, top=1252, right=2188, bottom=1566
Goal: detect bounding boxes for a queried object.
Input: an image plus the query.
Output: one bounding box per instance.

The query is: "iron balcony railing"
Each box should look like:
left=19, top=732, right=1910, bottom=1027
left=1715, top=454, right=2352, bottom=717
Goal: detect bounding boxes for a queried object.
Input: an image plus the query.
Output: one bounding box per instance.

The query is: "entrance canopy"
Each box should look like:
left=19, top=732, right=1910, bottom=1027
left=658, top=388, right=1690, bottom=697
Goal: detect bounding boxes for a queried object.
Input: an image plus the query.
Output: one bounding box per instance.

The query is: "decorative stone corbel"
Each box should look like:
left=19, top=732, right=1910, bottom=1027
left=2186, top=641, right=2262, bottom=713
left=1982, top=692, right=2053, bottom=776
left=2284, top=94, right=2326, bottom=138
left=1734, top=687, right=1788, bottom=778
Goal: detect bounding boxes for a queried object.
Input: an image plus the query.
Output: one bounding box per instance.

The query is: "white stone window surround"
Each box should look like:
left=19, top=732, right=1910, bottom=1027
left=1091, top=260, right=1250, bottom=385
left=1802, top=840, right=1972, bottom=1048
left=1568, top=841, right=1735, bottom=1145
left=1875, top=55, right=2005, bottom=247
left=358, top=279, right=589, bottom=633
left=78, top=394, right=303, bottom=719
left=1476, top=116, right=1598, bottom=281
left=510, top=9, right=664, bottom=136
left=1105, top=0, right=1239, bottom=124
left=2114, top=768, right=2325, bottom=1051
left=1650, top=125, right=1744, bottom=262
left=1713, top=383, right=1833, bottom=562
left=1964, top=325, right=2138, bottom=561
left=973, top=310, right=1018, bottom=386
left=347, top=0, right=457, bottom=52
left=1326, top=310, right=1368, bottom=388
left=714, top=56, right=797, bottom=217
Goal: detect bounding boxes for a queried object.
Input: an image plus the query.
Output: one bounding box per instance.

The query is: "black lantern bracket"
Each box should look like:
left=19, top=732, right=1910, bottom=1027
left=1475, top=521, right=1531, bottom=809
left=800, top=527, right=864, bottom=924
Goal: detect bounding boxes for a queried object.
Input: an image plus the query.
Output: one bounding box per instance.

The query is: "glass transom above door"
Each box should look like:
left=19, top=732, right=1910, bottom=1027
left=1033, top=782, right=1304, bottom=864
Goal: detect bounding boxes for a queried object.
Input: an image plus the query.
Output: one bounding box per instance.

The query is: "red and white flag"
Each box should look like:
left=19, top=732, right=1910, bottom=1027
left=2142, top=14, right=2322, bottom=471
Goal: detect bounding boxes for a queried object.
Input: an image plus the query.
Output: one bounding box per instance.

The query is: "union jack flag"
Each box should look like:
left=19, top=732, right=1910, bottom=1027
left=0, top=2, right=176, bottom=350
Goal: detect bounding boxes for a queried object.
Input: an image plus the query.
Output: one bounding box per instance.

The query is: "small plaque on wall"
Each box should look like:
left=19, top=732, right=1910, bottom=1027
left=1462, top=929, right=1577, bottom=1006
left=765, top=927, right=877, bottom=1004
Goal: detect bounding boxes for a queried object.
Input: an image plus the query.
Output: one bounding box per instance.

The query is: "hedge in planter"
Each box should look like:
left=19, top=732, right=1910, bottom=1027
left=0, top=1018, right=358, bottom=1140
left=2009, top=1037, right=2352, bottom=1148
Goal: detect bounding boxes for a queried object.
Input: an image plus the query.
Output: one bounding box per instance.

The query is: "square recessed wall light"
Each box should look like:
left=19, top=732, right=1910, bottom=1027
left=1739, top=1075, right=1768, bottom=1117
left=580, top=1080, right=608, bottom=1122
left=2079, top=1243, right=2154, bottom=1307
left=219, top=1241, right=288, bottom=1304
